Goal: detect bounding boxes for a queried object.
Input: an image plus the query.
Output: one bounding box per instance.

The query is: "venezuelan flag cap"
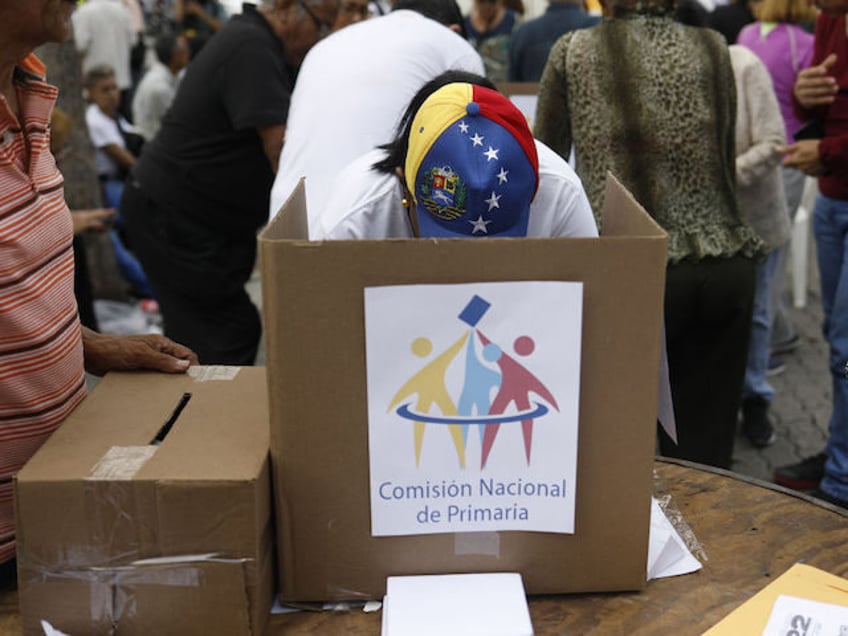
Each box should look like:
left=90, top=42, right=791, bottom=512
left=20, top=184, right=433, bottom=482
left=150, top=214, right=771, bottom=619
left=404, top=83, right=539, bottom=238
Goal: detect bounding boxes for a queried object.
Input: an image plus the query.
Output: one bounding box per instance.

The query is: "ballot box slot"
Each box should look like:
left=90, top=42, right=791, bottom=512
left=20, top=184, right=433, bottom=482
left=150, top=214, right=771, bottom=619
left=150, top=392, right=192, bottom=445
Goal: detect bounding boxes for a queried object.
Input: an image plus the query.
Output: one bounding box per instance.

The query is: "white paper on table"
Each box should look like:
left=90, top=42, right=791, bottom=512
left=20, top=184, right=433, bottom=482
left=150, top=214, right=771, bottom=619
left=271, top=598, right=380, bottom=615
left=270, top=598, right=301, bottom=614
left=657, top=323, right=677, bottom=444
left=384, top=572, right=533, bottom=636
left=41, top=620, right=70, bottom=636
left=762, top=595, right=848, bottom=636
left=647, top=497, right=702, bottom=580
left=381, top=595, right=388, bottom=636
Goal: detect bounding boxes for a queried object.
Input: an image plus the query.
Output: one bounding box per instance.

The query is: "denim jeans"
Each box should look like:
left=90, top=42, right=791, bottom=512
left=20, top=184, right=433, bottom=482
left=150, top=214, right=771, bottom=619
left=813, top=193, right=848, bottom=501
left=771, top=167, right=807, bottom=345
left=743, top=249, right=780, bottom=403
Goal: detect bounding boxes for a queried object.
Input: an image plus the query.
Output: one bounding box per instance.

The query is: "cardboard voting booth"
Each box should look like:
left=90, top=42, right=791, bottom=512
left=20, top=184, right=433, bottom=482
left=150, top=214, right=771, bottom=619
left=15, top=367, right=274, bottom=636
left=259, top=175, right=667, bottom=602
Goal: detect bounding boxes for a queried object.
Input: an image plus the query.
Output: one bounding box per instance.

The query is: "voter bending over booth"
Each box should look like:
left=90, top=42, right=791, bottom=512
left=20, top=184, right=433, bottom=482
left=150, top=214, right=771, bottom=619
left=314, top=73, right=598, bottom=240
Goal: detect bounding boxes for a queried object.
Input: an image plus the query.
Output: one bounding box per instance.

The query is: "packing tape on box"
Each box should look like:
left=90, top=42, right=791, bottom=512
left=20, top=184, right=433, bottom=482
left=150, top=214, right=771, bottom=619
left=188, top=366, right=241, bottom=382
left=20, top=557, right=257, bottom=633
left=454, top=532, right=501, bottom=557
left=86, top=446, right=158, bottom=481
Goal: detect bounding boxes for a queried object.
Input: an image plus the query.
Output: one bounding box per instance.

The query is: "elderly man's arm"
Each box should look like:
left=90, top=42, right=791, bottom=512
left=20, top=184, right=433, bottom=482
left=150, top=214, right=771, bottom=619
left=82, top=328, right=199, bottom=376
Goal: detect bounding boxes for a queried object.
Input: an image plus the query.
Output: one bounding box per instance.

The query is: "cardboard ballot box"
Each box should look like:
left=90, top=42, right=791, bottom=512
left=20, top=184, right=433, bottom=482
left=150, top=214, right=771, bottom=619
left=259, top=176, right=667, bottom=602
left=15, top=367, right=274, bottom=636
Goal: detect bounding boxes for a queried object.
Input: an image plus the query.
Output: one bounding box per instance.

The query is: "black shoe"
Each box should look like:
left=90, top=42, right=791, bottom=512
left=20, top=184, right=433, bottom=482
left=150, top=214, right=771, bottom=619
left=766, top=356, right=787, bottom=377
left=811, top=488, right=848, bottom=509
left=771, top=333, right=800, bottom=356
left=773, top=452, right=827, bottom=490
left=741, top=397, right=776, bottom=447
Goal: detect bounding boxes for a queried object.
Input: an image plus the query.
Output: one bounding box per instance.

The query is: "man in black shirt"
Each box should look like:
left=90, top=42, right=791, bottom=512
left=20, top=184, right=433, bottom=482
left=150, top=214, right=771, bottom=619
left=707, top=0, right=754, bottom=43
left=122, top=0, right=339, bottom=365
left=508, top=0, right=598, bottom=82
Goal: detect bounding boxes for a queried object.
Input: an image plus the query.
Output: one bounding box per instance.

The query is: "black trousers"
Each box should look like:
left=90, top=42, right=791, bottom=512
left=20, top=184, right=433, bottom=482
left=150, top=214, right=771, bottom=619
left=120, top=181, right=261, bottom=365
left=73, top=236, right=99, bottom=331
left=658, top=254, right=755, bottom=469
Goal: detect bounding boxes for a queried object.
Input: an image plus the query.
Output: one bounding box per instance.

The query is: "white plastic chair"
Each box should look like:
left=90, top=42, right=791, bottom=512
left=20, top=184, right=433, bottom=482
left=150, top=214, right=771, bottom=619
left=790, top=176, right=818, bottom=308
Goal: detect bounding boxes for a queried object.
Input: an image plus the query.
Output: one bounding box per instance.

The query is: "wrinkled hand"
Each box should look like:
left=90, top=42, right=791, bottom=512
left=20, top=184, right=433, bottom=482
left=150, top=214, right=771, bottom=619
left=775, top=140, right=826, bottom=176
left=71, top=208, right=116, bottom=235
left=82, top=328, right=199, bottom=377
left=795, top=54, right=839, bottom=109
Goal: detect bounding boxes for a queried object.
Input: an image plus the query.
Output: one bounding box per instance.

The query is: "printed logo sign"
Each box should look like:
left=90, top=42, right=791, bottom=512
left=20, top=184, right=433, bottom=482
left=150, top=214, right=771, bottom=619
left=364, top=282, right=582, bottom=536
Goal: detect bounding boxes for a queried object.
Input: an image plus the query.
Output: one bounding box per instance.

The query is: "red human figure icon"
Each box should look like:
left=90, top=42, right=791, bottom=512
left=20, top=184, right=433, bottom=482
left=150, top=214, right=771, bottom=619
left=478, top=332, right=559, bottom=468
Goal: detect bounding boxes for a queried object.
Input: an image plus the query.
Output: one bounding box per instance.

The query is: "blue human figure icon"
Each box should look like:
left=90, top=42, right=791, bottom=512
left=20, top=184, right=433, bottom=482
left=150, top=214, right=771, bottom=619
left=457, top=334, right=502, bottom=446
left=478, top=332, right=559, bottom=468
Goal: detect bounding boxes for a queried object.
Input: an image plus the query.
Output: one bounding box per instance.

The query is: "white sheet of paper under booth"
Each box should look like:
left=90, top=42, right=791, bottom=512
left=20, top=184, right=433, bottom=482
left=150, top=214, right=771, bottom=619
left=384, top=572, right=533, bottom=636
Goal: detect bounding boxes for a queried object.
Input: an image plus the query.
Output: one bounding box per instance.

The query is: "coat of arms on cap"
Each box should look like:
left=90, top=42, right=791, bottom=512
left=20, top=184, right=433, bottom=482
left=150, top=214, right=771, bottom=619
left=419, top=165, right=467, bottom=221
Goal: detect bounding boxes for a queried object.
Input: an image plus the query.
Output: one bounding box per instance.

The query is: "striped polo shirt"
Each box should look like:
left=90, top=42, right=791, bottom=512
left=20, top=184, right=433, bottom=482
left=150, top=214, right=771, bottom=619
left=0, top=55, right=86, bottom=563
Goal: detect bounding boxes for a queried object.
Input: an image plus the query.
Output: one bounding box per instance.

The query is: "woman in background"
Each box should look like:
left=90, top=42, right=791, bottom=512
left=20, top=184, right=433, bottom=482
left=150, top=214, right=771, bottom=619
left=728, top=44, right=791, bottom=449
left=535, top=0, right=762, bottom=469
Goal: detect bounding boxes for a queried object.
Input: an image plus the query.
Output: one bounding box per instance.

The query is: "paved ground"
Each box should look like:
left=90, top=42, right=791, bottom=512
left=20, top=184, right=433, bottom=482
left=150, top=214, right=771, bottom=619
left=731, top=236, right=831, bottom=484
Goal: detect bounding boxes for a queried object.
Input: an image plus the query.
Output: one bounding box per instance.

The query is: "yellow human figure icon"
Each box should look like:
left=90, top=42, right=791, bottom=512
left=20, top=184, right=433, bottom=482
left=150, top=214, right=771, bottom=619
left=388, top=332, right=469, bottom=467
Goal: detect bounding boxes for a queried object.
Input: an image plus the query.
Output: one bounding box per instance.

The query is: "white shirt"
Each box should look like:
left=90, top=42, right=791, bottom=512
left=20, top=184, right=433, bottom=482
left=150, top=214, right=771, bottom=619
left=132, top=61, right=180, bottom=141
left=72, top=0, right=136, bottom=90
left=121, top=0, right=146, bottom=33
left=86, top=103, right=128, bottom=178
left=315, top=142, right=599, bottom=240
left=269, top=10, right=485, bottom=229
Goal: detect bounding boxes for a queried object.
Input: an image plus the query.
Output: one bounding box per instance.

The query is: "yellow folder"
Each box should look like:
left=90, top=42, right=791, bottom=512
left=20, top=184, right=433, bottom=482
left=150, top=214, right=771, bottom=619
left=703, top=563, right=848, bottom=634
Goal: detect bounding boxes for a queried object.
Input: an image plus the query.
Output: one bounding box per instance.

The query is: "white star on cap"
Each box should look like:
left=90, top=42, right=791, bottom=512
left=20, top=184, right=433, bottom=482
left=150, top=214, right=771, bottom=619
left=470, top=133, right=484, bottom=147
left=484, top=146, right=499, bottom=161
left=469, top=215, right=492, bottom=234
left=458, top=121, right=469, bottom=133
left=497, top=167, right=509, bottom=184
left=485, top=191, right=501, bottom=211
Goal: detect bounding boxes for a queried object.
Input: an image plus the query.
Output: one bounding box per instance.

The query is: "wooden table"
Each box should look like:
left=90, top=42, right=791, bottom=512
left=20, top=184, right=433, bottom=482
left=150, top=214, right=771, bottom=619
left=2, top=459, right=846, bottom=635
left=269, top=458, right=848, bottom=635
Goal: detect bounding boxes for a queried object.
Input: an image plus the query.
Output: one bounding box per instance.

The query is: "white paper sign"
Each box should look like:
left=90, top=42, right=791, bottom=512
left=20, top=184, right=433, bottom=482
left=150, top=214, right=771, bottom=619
left=763, top=595, right=848, bottom=636
left=365, top=282, right=582, bottom=536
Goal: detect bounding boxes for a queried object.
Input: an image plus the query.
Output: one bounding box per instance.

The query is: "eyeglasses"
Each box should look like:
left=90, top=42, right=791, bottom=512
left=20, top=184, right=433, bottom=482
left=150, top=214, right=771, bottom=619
left=298, top=0, right=333, bottom=36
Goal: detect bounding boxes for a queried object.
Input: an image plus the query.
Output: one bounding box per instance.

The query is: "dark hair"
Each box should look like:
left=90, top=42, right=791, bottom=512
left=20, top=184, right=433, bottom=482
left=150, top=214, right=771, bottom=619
left=392, top=0, right=464, bottom=28
left=154, top=32, right=180, bottom=65
left=372, top=71, right=496, bottom=174
left=83, top=64, right=115, bottom=88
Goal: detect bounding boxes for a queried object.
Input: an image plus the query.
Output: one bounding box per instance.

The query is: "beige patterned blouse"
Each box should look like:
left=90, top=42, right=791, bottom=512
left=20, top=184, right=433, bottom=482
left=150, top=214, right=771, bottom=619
left=535, top=13, right=762, bottom=263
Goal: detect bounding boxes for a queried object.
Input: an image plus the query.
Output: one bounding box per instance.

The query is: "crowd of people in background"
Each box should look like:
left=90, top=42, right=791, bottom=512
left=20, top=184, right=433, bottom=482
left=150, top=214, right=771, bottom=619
left=2, top=0, right=848, bottom=569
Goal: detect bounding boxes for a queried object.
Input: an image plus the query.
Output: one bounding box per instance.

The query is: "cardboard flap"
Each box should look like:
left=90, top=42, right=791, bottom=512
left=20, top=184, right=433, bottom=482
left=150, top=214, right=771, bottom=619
left=262, top=178, right=309, bottom=241
left=600, top=173, right=667, bottom=239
